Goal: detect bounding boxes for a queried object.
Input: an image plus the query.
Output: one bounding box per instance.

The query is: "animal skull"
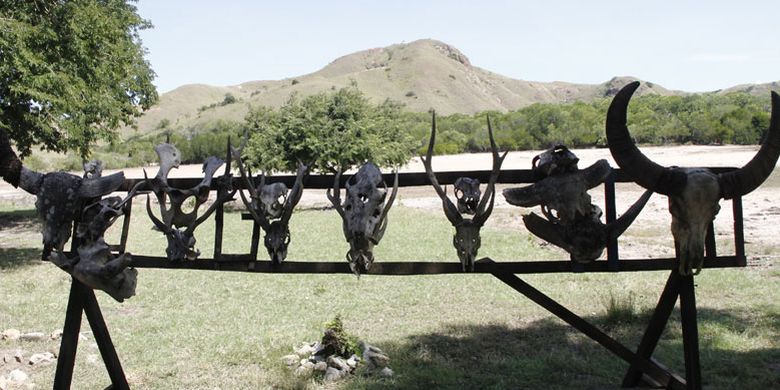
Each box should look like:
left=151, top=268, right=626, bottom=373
left=422, top=113, right=507, bottom=271
left=231, top=135, right=307, bottom=264
left=504, top=145, right=651, bottom=263
left=145, top=141, right=235, bottom=261
left=606, top=81, right=780, bottom=275
left=328, top=163, right=398, bottom=275
left=50, top=238, right=137, bottom=302
left=453, top=177, right=481, bottom=214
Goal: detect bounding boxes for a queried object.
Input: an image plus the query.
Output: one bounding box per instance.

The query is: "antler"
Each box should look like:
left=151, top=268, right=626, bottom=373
left=422, top=112, right=462, bottom=225
left=146, top=194, right=172, bottom=234
left=373, top=169, right=398, bottom=243
left=281, top=162, right=308, bottom=224
left=231, top=132, right=271, bottom=229
left=327, top=169, right=345, bottom=218
left=473, top=115, right=508, bottom=226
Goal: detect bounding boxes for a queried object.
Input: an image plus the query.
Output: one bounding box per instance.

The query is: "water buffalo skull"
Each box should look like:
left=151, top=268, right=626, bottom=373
left=606, top=81, right=780, bottom=275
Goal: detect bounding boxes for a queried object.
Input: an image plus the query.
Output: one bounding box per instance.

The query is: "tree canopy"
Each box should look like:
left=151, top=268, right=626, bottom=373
left=243, top=86, right=416, bottom=173
left=0, top=0, right=158, bottom=158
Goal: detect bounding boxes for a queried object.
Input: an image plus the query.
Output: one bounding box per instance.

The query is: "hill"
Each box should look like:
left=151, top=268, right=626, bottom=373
left=126, top=39, right=776, bottom=139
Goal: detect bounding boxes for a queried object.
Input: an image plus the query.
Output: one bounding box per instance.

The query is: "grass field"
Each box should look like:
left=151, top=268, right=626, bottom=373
left=1, top=199, right=778, bottom=389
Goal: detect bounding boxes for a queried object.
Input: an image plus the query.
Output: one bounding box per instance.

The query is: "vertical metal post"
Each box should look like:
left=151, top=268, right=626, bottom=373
left=732, top=196, right=745, bottom=265
left=679, top=275, right=702, bottom=390
left=604, top=171, right=619, bottom=271
left=54, top=280, right=84, bottom=389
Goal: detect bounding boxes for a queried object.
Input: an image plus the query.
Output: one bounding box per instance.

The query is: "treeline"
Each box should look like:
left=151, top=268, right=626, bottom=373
left=94, top=87, right=773, bottom=171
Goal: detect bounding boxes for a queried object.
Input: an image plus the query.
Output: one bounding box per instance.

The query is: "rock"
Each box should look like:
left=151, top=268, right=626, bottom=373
left=13, top=350, right=24, bottom=363
left=8, top=369, right=28, bottom=384
left=327, top=356, right=350, bottom=371
left=346, top=355, right=358, bottom=369
left=47, top=346, right=59, bottom=358
left=360, top=341, right=390, bottom=369
left=323, top=366, right=343, bottom=382
left=281, top=354, right=299, bottom=367
left=295, top=343, right=316, bottom=357
left=28, top=352, right=55, bottom=365
left=50, top=329, right=63, bottom=340
left=313, top=361, right=328, bottom=372
left=20, top=332, right=46, bottom=342
left=2, top=329, right=20, bottom=341
left=0, top=374, right=7, bottom=390
left=379, top=367, right=394, bottom=378
left=293, top=361, right=314, bottom=377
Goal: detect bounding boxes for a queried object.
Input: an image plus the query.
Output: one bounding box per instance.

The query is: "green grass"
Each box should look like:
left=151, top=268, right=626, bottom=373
left=0, top=201, right=778, bottom=389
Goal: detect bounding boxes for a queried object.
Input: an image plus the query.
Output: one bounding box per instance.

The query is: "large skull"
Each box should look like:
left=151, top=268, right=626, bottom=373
left=258, top=182, right=288, bottom=220
left=344, top=163, right=388, bottom=242
left=50, top=238, right=137, bottom=302
left=607, top=81, right=780, bottom=275
left=453, top=177, right=481, bottom=214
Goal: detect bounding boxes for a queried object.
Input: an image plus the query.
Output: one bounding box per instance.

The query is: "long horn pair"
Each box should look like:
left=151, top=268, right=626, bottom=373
left=607, top=81, right=780, bottom=198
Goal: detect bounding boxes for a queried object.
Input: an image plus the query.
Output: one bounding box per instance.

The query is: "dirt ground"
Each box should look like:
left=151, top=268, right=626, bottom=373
left=1, top=144, right=777, bottom=265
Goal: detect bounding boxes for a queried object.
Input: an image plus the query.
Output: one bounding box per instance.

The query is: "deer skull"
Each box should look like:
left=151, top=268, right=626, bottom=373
left=423, top=113, right=507, bottom=271
left=328, top=163, right=398, bottom=275
left=606, top=81, right=780, bottom=275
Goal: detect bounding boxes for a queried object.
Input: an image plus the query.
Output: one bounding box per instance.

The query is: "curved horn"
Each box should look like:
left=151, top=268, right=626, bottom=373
left=281, top=163, right=308, bottom=223
left=474, top=115, right=508, bottom=223
left=607, top=189, right=653, bottom=240
left=606, top=81, right=687, bottom=196
left=719, top=91, right=780, bottom=199
left=422, top=112, right=462, bottom=225
left=0, top=129, right=43, bottom=194
left=78, top=171, right=125, bottom=198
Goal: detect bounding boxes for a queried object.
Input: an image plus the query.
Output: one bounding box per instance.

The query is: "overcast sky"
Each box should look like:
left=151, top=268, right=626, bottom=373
left=135, top=1, right=780, bottom=94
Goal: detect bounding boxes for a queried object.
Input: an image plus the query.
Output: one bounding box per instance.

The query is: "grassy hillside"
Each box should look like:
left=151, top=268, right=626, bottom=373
left=126, top=39, right=694, bottom=138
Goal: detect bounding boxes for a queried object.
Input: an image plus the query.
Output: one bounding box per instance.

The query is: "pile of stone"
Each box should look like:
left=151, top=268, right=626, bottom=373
left=1, top=328, right=64, bottom=390
left=281, top=340, right=393, bottom=382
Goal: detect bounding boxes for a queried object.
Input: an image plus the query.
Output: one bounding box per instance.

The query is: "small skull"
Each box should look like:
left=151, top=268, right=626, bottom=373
left=258, top=182, right=288, bottom=220
left=453, top=222, right=482, bottom=271
left=532, top=145, right=579, bottom=179
left=453, top=177, right=481, bottom=215
left=264, top=221, right=291, bottom=264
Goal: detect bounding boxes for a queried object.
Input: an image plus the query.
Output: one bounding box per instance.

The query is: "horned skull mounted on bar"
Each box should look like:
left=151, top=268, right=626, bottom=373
left=49, top=175, right=142, bottom=302
left=145, top=141, right=235, bottom=261
left=503, top=145, right=652, bottom=262
left=422, top=113, right=507, bottom=271
left=231, top=136, right=307, bottom=264
left=328, top=163, right=398, bottom=276
left=606, top=81, right=780, bottom=275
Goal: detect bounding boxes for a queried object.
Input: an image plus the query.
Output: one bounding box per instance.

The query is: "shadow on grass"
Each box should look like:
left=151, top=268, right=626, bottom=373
left=0, top=247, right=44, bottom=269
left=0, top=208, right=39, bottom=230
left=340, top=307, right=779, bottom=390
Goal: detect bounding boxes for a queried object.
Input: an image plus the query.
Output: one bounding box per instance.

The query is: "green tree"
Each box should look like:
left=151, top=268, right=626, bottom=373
left=245, top=87, right=415, bottom=173
left=0, top=0, right=158, bottom=163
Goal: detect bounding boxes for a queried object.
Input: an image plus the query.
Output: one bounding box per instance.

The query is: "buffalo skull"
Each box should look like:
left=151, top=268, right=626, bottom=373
left=606, top=81, right=780, bottom=275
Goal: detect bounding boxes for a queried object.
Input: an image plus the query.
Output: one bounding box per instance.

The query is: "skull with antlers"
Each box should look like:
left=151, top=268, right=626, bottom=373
left=145, top=141, right=235, bottom=261
left=606, top=81, right=780, bottom=275
left=231, top=136, right=307, bottom=264
left=328, top=163, right=398, bottom=275
left=422, top=113, right=507, bottom=271
left=504, top=146, right=652, bottom=262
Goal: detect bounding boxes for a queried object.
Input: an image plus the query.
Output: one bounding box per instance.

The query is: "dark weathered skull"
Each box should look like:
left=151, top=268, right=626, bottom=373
left=50, top=238, right=136, bottom=302
left=344, top=163, right=387, bottom=241
left=453, top=177, right=481, bottom=214
left=532, top=145, right=579, bottom=179
left=607, top=81, right=780, bottom=275
left=452, top=222, right=482, bottom=271
left=258, top=182, right=288, bottom=220
left=346, top=235, right=375, bottom=274
left=264, top=221, right=291, bottom=264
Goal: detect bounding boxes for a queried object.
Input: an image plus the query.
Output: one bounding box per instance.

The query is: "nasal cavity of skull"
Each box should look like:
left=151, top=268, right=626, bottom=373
left=360, top=194, right=369, bottom=204
left=180, top=196, right=197, bottom=214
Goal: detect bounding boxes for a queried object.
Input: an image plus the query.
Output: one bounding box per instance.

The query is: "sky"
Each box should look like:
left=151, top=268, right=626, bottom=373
left=135, top=1, right=780, bottom=94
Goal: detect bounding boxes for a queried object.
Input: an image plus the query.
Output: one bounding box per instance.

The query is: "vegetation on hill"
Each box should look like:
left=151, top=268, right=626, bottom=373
left=87, top=88, right=772, bottom=172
